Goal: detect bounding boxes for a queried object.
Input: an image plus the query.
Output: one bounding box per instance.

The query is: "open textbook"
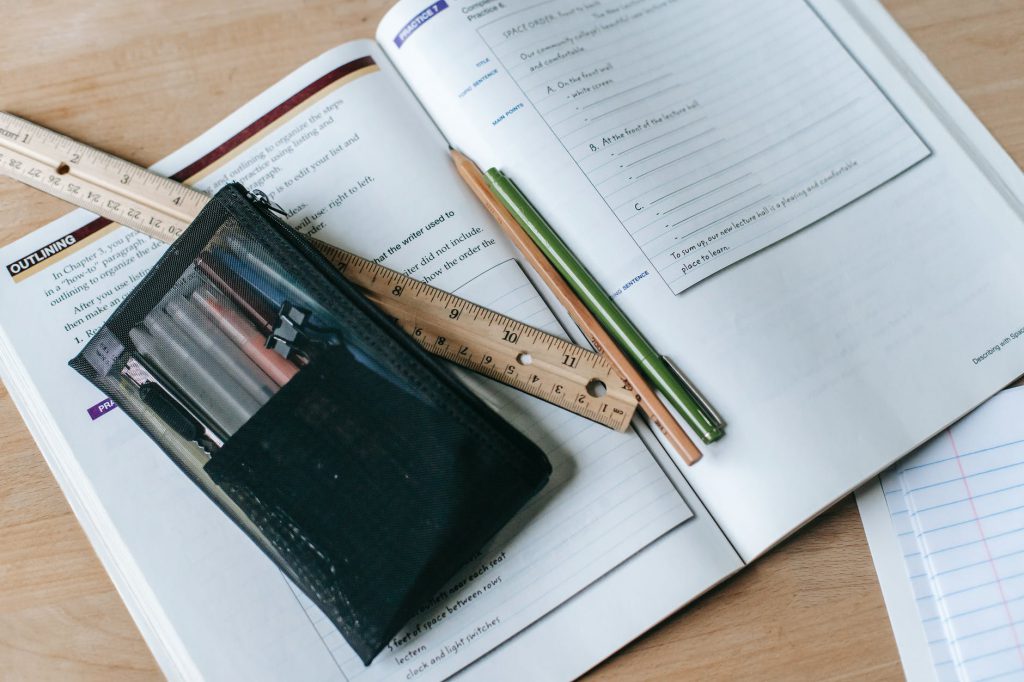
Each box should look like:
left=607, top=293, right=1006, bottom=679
left=2, top=0, right=1024, bottom=679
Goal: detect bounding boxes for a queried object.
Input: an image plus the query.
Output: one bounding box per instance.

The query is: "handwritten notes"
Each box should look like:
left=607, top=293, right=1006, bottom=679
left=477, top=0, right=929, bottom=292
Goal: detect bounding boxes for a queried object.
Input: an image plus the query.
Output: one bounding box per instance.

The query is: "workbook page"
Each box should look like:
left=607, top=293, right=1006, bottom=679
left=473, top=0, right=927, bottom=292
left=378, top=0, right=1024, bottom=560
left=0, top=41, right=741, bottom=681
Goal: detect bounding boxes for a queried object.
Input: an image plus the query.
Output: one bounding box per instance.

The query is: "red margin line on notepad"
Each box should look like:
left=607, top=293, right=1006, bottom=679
left=947, top=428, right=1024, bottom=668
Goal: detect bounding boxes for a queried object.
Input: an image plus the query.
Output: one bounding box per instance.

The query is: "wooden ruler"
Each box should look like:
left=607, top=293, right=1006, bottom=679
left=0, top=112, right=638, bottom=430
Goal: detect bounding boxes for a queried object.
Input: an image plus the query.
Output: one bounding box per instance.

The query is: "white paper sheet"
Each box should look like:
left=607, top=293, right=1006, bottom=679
left=900, top=388, right=1024, bottom=681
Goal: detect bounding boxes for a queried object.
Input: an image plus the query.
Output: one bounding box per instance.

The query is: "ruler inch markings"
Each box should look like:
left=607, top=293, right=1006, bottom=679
left=0, top=112, right=638, bottom=430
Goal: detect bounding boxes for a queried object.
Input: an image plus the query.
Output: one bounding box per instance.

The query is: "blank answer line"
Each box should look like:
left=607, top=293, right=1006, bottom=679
left=642, top=192, right=768, bottom=249
left=611, top=96, right=864, bottom=199
left=542, top=71, right=671, bottom=119
left=582, top=74, right=671, bottom=110
left=630, top=108, right=897, bottom=212
left=659, top=174, right=754, bottom=216
left=599, top=115, right=709, bottom=159
left=625, top=129, right=715, bottom=168
left=630, top=172, right=758, bottom=231
left=604, top=76, right=869, bottom=202
left=671, top=185, right=764, bottom=227
left=562, top=27, right=845, bottom=153
left=560, top=25, right=841, bottom=143
left=582, top=116, right=709, bottom=174
left=668, top=195, right=771, bottom=245
left=654, top=114, right=911, bottom=239
left=630, top=139, right=725, bottom=180
left=566, top=49, right=821, bottom=151
left=646, top=164, right=752, bottom=208
left=584, top=82, right=689, bottom=125
left=663, top=197, right=786, bottom=285
left=638, top=114, right=921, bottom=270
left=708, top=96, right=864, bottom=167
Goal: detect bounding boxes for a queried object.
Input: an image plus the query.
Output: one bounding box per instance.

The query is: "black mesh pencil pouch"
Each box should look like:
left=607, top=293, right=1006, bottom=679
left=69, top=183, right=552, bottom=664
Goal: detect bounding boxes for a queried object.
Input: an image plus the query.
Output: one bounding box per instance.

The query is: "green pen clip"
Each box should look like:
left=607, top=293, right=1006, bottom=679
left=484, top=167, right=725, bottom=444
left=661, top=355, right=726, bottom=432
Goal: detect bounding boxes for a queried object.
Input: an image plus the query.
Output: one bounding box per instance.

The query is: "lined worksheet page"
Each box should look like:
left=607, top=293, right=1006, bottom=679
left=471, top=0, right=928, bottom=291
left=380, top=0, right=1024, bottom=561
left=901, top=388, right=1024, bottom=681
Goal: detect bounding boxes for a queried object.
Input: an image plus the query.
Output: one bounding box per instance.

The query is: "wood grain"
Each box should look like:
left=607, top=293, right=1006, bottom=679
left=0, top=0, right=1021, bottom=679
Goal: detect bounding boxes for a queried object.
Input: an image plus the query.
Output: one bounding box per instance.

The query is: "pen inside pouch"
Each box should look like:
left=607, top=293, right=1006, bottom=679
left=119, top=231, right=353, bottom=449
left=191, top=284, right=299, bottom=387
left=198, top=234, right=340, bottom=361
left=129, top=313, right=258, bottom=437
left=117, top=227, right=418, bottom=455
left=195, top=250, right=275, bottom=334
left=219, top=231, right=334, bottom=325
left=120, top=355, right=222, bottom=457
left=123, top=271, right=270, bottom=440
left=164, top=296, right=278, bottom=405
left=69, top=183, right=555, bottom=663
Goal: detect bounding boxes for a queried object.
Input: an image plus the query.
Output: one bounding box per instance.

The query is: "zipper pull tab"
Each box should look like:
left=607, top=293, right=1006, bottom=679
left=247, top=189, right=288, bottom=217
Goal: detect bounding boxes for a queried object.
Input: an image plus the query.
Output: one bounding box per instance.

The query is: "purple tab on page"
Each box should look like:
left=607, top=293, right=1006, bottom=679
left=87, top=397, right=118, bottom=420
left=394, top=1, right=448, bottom=48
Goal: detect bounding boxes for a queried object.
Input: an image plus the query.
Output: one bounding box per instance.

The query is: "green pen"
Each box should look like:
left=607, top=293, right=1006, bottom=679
left=484, top=168, right=725, bottom=444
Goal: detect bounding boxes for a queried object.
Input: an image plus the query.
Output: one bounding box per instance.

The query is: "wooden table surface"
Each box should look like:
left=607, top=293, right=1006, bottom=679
left=0, top=1, right=1021, bottom=679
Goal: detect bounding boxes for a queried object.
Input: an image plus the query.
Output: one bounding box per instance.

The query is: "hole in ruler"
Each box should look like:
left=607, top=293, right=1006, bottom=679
left=516, top=352, right=533, bottom=365
left=586, top=379, right=607, bottom=398
left=56, top=162, right=70, bottom=175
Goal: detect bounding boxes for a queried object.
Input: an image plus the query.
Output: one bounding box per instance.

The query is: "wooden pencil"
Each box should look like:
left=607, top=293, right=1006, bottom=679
left=450, top=148, right=702, bottom=465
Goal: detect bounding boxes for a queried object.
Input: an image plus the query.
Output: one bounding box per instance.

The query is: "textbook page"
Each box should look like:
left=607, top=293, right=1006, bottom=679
left=0, top=41, right=741, bottom=681
left=900, top=388, right=1024, bottom=682
left=378, top=0, right=1024, bottom=560
left=857, top=474, right=956, bottom=682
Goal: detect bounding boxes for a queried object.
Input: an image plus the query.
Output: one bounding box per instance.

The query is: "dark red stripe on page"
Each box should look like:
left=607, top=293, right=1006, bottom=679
left=171, top=55, right=376, bottom=182
left=7, top=55, right=376, bottom=279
